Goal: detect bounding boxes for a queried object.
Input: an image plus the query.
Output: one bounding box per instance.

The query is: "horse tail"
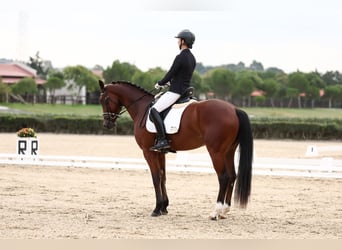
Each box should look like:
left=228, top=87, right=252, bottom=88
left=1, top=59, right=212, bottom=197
left=234, top=108, right=253, bottom=208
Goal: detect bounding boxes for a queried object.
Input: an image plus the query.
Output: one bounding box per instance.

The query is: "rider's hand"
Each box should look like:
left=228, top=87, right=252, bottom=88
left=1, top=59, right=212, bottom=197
left=154, top=83, right=169, bottom=89
left=154, top=83, right=163, bottom=89
left=155, top=82, right=170, bottom=90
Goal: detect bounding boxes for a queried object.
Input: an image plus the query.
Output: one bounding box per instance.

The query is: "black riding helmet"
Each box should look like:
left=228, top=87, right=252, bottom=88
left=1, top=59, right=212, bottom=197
left=175, top=29, right=195, bottom=48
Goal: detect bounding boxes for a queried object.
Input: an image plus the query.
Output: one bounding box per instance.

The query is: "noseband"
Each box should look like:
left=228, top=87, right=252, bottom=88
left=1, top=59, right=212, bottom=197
left=102, top=111, right=122, bottom=123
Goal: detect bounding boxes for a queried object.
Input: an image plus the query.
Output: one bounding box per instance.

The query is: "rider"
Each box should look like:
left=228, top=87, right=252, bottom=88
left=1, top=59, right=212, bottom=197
left=149, top=29, right=196, bottom=152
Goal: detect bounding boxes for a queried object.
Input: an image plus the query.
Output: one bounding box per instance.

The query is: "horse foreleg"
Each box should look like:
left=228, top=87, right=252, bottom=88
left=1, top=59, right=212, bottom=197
left=151, top=171, right=164, bottom=217
left=143, top=150, right=168, bottom=217
left=160, top=163, right=169, bottom=215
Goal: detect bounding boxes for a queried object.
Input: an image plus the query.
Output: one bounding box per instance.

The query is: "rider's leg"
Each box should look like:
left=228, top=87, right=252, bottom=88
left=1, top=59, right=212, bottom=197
left=150, top=91, right=180, bottom=151
left=149, top=108, right=170, bottom=151
left=152, top=91, right=181, bottom=112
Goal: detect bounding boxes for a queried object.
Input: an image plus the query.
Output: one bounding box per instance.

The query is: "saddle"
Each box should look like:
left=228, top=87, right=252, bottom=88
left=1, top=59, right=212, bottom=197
left=158, top=87, right=195, bottom=119
left=146, top=87, right=197, bottom=134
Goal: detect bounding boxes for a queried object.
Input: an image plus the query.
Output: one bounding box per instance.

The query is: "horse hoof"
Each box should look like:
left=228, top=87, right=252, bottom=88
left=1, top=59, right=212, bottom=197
left=151, top=211, right=162, bottom=217
left=209, top=214, right=227, bottom=220
left=161, top=209, right=168, bottom=215
left=209, top=215, right=218, bottom=221
left=218, top=214, right=227, bottom=219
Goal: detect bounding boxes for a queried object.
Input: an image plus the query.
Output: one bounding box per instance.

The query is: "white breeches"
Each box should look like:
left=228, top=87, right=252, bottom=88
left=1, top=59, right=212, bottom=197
left=152, top=91, right=181, bottom=112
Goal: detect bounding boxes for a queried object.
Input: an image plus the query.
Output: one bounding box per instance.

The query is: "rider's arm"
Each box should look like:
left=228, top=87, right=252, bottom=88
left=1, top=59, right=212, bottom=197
left=158, top=55, right=181, bottom=86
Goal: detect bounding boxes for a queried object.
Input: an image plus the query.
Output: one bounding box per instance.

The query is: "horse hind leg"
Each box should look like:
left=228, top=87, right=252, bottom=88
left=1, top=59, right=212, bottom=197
left=208, top=151, right=230, bottom=220
left=208, top=144, right=237, bottom=220
left=221, top=147, right=237, bottom=218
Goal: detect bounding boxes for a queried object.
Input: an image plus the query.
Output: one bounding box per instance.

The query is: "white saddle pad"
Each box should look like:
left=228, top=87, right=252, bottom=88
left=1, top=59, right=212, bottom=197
left=146, top=99, right=196, bottom=134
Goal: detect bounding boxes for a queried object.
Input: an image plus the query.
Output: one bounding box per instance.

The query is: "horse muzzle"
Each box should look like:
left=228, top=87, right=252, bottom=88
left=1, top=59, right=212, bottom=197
left=103, top=119, right=115, bottom=129
left=102, top=112, right=119, bottom=129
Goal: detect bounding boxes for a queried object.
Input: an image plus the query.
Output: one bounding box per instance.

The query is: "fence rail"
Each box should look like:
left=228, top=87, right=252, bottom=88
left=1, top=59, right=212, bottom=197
left=1, top=153, right=342, bottom=179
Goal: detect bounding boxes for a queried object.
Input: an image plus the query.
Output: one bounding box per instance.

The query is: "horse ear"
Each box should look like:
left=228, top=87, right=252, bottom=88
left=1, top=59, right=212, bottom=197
left=99, top=80, right=105, bottom=92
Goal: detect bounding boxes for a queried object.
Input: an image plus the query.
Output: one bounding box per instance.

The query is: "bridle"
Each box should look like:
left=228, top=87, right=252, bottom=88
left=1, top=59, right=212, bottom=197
left=100, top=92, right=124, bottom=124
left=100, top=87, right=156, bottom=124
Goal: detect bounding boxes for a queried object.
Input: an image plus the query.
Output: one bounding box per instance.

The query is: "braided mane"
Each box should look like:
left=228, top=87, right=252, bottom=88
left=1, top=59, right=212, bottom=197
left=111, top=80, right=153, bottom=96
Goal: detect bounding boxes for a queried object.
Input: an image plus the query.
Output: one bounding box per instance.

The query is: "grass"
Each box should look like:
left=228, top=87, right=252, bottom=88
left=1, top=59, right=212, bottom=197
left=1, top=103, right=342, bottom=119
left=0, top=103, right=102, bottom=117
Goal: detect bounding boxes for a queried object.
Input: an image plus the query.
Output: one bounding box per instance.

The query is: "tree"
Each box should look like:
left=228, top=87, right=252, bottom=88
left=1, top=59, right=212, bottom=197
left=45, top=77, right=65, bottom=95
left=324, top=85, right=342, bottom=108
left=285, top=87, right=300, bottom=108
left=306, top=71, right=325, bottom=89
left=11, top=78, right=38, bottom=95
left=27, top=51, right=50, bottom=79
left=288, top=71, right=309, bottom=108
left=254, top=95, right=266, bottom=107
left=0, top=79, right=11, bottom=103
left=265, top=67, right=284, bottom=75
left=249, top=60, right=264, bottom=72
left=263, top=78, right=280, bottom=107
left=45, top=72, right=65, bottom=103
left=131, top=71, right=153, bottom=90
left=306, top=86, right=320, bottom=108
left=276, top=85, right=287, bottom=108
left=103, top=60, right=139, bottom=83
left=11, top=77, right=38, bottom=103
left=203, top=68, right=235, bottom=100
left=303, top=71, right=324, bottom=108
left=234, top=71, right=258, bottom=107
left=322, top=71, right=342, bottom=86
left=63, top=65, right=99, bottom=97
left=146, top=67, right=166, bottom=84
left=190, top=71, right=207, bottom=98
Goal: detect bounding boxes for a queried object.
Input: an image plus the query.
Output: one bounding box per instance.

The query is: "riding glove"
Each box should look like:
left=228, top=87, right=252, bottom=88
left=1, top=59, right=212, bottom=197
left=155, top=82, right=170, bottom=90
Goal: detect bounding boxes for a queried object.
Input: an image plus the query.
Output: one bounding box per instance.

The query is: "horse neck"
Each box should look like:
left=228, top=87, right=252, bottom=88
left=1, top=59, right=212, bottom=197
left=115, top=84, right=153, bottom=121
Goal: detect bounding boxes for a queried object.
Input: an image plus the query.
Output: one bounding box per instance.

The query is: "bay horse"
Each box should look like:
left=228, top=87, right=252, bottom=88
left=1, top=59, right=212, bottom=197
left=99, top=80, right=253, bottom=219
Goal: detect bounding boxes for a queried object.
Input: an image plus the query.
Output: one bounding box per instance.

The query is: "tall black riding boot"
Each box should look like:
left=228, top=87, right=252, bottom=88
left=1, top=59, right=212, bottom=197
left=149, top=108, right=170, bottom=152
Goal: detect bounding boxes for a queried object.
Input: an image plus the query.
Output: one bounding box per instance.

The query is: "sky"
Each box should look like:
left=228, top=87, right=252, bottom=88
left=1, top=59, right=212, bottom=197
left=1, top=0, right=341, bottom=73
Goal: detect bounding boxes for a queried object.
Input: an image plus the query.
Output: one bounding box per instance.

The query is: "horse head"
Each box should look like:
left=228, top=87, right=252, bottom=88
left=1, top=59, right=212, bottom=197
left=98, top=80, right=123, bottom=129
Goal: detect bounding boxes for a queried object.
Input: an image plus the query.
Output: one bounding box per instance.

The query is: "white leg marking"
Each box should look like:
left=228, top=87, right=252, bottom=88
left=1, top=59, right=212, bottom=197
left=219, top=203, right=230, bottom=219
left=209, top=202, right=223, bottom=220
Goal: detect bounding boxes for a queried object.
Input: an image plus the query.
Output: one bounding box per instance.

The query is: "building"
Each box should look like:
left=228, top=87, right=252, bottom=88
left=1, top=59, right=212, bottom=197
left=0, top=61, right=46, bottom=103
left=0, top=62, right=45, bottom=85
left=1, top=61, right=102, bottom=104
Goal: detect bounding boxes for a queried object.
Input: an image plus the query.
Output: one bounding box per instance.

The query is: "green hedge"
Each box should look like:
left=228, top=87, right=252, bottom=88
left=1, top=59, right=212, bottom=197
left=0, top=114, right=134, bottom=135
left=1, top=114, right=341, bottom=139
left=251, top=118, right=342, bottom=139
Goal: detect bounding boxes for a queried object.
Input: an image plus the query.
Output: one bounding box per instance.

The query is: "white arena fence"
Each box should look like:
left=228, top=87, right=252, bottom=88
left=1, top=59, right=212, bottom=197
left=1, top=152, right=342, bottom=179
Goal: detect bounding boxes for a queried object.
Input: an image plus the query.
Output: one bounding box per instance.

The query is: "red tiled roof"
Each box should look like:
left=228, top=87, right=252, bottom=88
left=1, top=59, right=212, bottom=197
left=1, top=77, right=46, bottom=85
left=35, top=78, right=46, bottom=85
left=0, top=63, right=35, bottom=78
left=92, top=69, right=103, bottom=78
left=1, top=77, right=23, bottom=84
left=300, top=89, right=325, bottom=97
left=251, top=90, right=265, bottom=97
left=0, top=63, right=45, bottom=85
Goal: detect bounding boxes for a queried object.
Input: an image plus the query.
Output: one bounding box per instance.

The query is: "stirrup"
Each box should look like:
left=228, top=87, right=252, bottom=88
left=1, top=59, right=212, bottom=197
left=150, top=139, right=170, bottom=152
